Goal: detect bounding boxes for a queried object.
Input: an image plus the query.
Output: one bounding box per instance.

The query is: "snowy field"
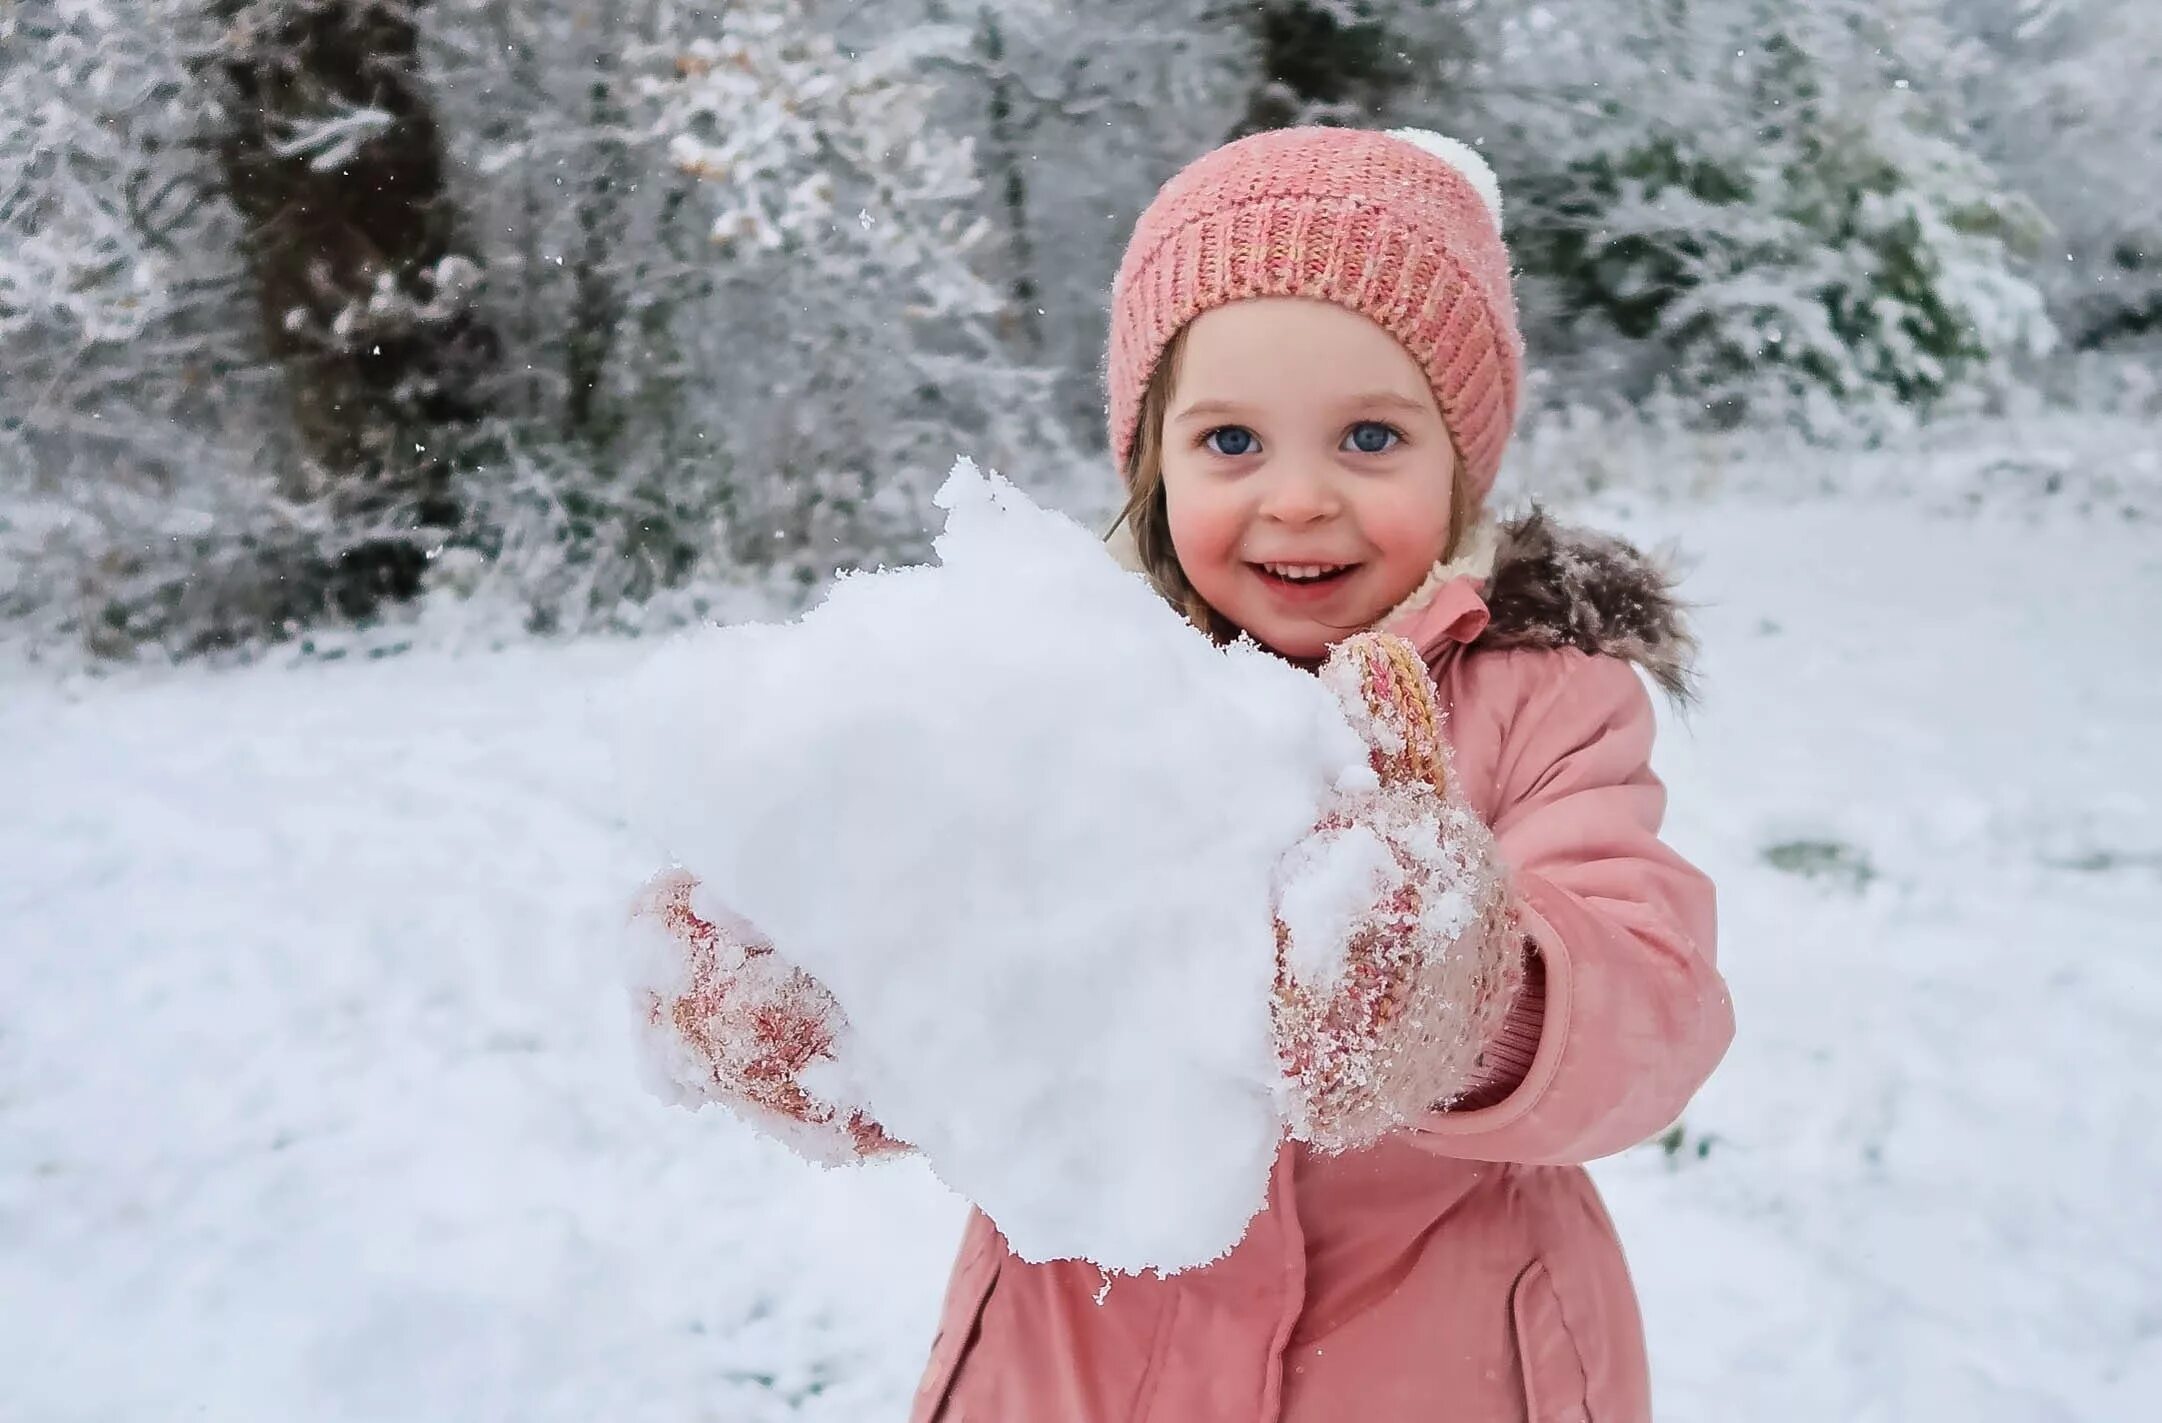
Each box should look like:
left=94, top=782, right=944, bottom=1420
left=4, top=488, right=2160, bottom=1421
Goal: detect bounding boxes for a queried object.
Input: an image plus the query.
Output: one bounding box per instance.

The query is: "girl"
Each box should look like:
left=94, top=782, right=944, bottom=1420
left=632, top=126, right=1733, bottom=1421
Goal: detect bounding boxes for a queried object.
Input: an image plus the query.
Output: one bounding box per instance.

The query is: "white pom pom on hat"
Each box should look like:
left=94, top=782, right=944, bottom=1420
left=1383, top=127, right=1503, bottom=230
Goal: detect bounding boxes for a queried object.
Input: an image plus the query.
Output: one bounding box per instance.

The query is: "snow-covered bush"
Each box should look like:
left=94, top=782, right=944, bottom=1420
left=1960, top=0, right=2162, bottom=350
left=1489, top=0, right=2054, bottom=429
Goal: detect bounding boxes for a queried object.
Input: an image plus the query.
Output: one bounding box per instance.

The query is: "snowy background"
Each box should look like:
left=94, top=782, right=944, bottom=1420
left=6, top=0, right=2160, bottom=659
left=6, top=0, right=2162, bottom=1419
left=9, top=453, right=2158, bottom=1420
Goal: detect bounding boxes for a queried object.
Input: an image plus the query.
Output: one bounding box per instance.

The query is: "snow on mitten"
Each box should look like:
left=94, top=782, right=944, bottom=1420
left=627, top=868, right=904, bottom=1165
left=1271, top=632, right=1523, bottom=1153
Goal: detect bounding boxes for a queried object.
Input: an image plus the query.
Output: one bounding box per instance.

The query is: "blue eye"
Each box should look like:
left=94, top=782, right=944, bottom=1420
left=1204, top=426, right=1258, bottom=457
left=1344, top=421, right=1401, bottom=454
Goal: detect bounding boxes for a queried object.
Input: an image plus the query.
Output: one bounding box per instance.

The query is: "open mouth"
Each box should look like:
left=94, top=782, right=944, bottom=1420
left=1253, top=561, right=1359, bottom=589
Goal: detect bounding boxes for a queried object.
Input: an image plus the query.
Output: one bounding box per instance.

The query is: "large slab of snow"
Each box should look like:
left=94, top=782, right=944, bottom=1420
left=614, top=463, right=1367, bottom=1271
left=3, top=493, right=2157, bottom=1420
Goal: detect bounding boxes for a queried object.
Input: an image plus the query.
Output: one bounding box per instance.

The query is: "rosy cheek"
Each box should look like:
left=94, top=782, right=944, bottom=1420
left=1165, top=489, right=1241, bottom=576
left=1365, top=487, right=1452, bottom=581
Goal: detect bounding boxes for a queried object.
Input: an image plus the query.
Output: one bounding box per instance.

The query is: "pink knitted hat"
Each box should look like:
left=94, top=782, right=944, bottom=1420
left=1107, top=125, right=1523, bottom=504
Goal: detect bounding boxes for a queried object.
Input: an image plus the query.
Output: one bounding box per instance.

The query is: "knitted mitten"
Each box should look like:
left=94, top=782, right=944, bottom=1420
left=628, top=868, right=904, bottom=1165
left=1271, top=632, right=1523, bottom=1152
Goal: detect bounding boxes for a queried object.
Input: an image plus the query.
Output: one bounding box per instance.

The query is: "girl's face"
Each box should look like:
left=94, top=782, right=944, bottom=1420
left=1159, top=298, right=1459, bottom=662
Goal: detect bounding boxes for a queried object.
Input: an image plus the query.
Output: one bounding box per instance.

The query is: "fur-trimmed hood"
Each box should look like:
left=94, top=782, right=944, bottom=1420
left=1469, top=510, right=1696, bottom=703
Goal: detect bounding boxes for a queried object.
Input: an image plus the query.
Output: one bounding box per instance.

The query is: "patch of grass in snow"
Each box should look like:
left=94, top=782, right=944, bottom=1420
left=721, top=1363, right=836, bottom=1405
left=2040, top=847, right=2162, bottom=876
left=1655, top=1121, right=1720, bottom=1168
left=1760, top=837, right=1879, bottom=891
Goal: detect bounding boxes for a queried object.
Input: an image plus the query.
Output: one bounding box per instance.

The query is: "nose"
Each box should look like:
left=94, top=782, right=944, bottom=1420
left=1256, top=460, right=1342, bottom=525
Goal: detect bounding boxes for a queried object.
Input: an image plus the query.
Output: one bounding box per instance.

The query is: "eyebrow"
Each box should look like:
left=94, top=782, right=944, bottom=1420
left=1171, top=391, right=1433, bottom=423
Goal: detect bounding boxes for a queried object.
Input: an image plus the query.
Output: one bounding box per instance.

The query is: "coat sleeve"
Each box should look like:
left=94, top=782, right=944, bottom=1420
left=1408, top=649, right=1732, bottom=1165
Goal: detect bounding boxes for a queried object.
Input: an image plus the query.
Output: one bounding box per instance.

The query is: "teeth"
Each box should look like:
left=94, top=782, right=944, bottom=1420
left=1261, top=562, right=1346, bottom=582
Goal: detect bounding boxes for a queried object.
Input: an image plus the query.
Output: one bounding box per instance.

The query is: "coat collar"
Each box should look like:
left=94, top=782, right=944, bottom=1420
left=1378, top=517, right=1500, bottom=654
left=1386, top=510, right=1697, bottom=702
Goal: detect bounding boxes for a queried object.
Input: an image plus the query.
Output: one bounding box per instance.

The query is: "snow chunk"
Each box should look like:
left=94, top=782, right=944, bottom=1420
left=613, top=459, right=1371, bottom=1272
left=1274, top=822, right=1400, bottom=991
left=1410, top=807, right=1485, bottom=944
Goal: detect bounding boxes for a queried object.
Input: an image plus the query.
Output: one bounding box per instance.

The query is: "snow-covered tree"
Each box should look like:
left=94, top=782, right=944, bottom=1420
left=0, top=2, right=257, bottom=449
left=1233, top=0, right=1425, bottom=134
left=640, top=0, right=1030, bottom=553
left=902, top=0, right=1255, bottom=435
left=1958, top=0, right=2162, bottom=351
left=0, top=0, right=315, bottom=654
left=200, top=0, right=498, bottom=521
left=404, top=0, right=1089, bottom=626
left=9, top=0, right=2154, bottom=658
left=1476, top=0, right=2055, bottom=428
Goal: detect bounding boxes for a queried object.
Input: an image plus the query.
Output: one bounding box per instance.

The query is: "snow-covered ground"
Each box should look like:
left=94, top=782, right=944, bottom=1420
left=4, top=490, right=2158, bottom=1421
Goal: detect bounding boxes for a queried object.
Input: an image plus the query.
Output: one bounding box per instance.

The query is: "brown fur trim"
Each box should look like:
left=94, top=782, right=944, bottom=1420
left=1477, top=508, right=1698, bottom=703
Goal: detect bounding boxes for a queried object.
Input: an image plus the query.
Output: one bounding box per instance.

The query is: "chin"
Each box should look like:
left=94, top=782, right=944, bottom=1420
left=1250, top=624, right=1337, bottom=663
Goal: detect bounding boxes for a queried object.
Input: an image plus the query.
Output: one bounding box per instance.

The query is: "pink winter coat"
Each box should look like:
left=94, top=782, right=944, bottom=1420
left=912, top=514, right=1734, bottom=1423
